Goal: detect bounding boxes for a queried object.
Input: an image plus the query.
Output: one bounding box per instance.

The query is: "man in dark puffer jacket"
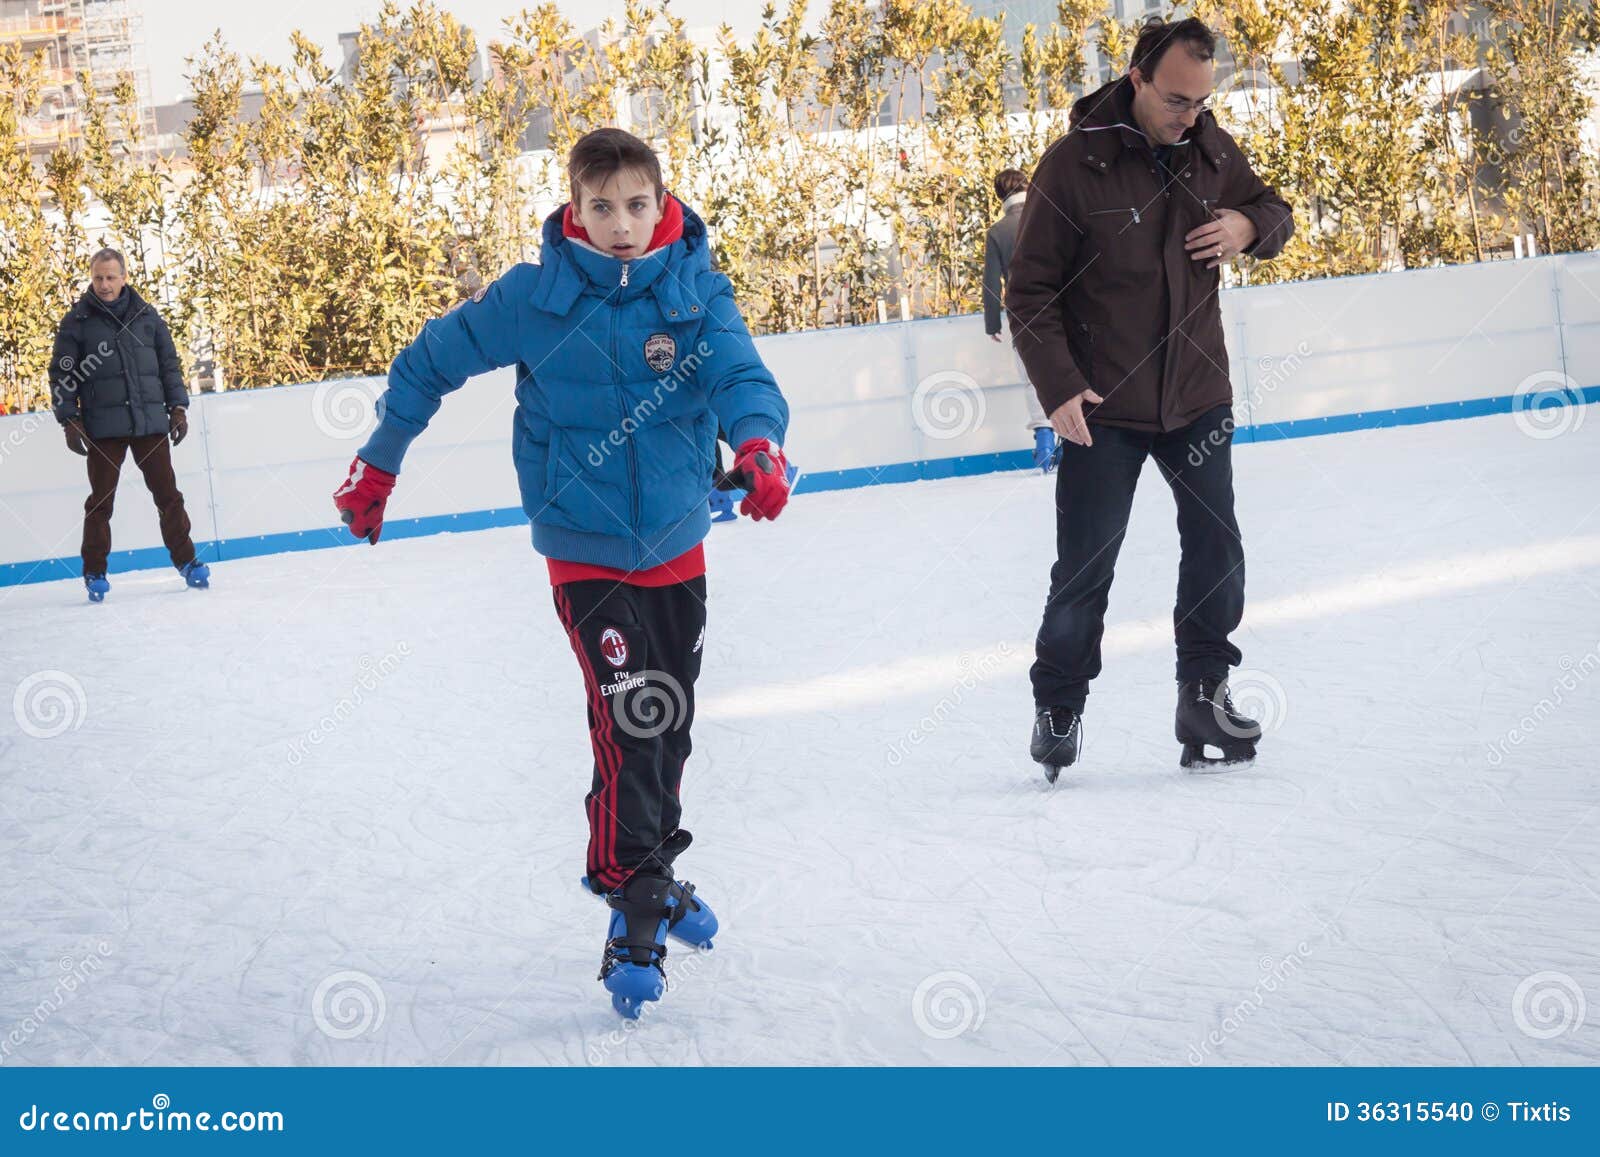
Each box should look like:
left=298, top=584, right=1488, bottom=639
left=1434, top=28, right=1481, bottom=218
left=50, top=248, right=210, bottom=601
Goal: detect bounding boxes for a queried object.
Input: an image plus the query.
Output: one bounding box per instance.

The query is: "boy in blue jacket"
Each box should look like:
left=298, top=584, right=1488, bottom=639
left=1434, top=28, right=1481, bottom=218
left=332, top=128, right=791, bottom=1018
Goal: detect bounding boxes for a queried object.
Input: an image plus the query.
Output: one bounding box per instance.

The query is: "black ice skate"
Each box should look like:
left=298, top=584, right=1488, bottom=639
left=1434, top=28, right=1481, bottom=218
left=1175, top=678, right=1260, bottom=770
left=1031, top=706, right=1083, bottom=783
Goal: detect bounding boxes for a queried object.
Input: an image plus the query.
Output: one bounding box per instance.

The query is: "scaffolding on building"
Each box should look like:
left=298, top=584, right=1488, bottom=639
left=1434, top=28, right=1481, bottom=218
left=0, top=0, right=155, bottom=162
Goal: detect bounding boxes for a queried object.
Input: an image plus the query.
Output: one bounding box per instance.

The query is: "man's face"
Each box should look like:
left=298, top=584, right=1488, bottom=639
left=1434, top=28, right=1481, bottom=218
left=1130, top=48, right=1216, bottom=146
left=90, top=259, right=126, bottom=302
left=571, top=168, right=664, bottom=259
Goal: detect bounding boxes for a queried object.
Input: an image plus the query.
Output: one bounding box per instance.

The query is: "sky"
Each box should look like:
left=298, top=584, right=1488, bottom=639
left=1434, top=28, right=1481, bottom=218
left=139, top=0, right=776, bottom=105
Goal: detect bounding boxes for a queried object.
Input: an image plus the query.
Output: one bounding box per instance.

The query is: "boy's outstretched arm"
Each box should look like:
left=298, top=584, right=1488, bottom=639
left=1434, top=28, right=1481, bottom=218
left=334, top=267, right=534, bottom=544
left=698, top=276, right=791, bottom=521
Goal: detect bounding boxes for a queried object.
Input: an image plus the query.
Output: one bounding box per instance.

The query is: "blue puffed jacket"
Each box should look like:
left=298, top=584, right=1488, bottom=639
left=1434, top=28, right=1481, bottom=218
left=359, top=198, right=788, bottom=570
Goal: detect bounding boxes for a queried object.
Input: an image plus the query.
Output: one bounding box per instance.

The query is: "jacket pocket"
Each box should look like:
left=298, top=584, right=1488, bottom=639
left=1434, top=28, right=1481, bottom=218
left=1087, top=206, right=1144, bottom=231
left=545, top=427, right=563, bottom=498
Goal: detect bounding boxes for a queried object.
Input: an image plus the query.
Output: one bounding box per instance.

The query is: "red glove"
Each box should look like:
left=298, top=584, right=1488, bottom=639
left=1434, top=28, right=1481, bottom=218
left=731, top=438, right=789, bottom=521
left=333, top=456, right=397, bottom=544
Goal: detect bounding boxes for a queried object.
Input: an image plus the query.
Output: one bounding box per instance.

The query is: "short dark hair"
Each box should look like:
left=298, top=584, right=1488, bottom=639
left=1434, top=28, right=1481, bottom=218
left=1129, top=17, right=1216, bottom=81
left=994, top=169, right=1028, bottom=201
left=90, top=247, right=126, bottom=272
left=567, top=128, right=664, bottom=202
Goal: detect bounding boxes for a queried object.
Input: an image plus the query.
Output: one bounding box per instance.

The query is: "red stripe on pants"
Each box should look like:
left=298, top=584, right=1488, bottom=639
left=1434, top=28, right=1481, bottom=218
left=555, top=586, right=624, bottom=888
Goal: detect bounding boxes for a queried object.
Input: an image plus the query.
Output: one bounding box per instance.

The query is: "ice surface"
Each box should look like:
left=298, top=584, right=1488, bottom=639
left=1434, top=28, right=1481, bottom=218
left=3, top=411, right=1597, bottom=1066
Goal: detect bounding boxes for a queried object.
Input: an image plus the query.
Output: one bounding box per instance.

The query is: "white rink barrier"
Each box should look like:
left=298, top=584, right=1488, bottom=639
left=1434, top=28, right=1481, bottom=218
left=3, top=252, right=1596, bottom=585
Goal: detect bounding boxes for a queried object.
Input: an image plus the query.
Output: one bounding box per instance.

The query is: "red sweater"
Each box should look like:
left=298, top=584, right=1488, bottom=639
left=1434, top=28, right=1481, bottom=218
left=547, top=543, right=706, bottom=588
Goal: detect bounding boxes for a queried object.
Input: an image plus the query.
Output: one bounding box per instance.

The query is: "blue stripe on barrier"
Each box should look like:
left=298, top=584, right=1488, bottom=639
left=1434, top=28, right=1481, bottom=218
left=1237, top=384, right=1600, bottom=443
left=4, top=389, right=1594, bottom=588
left=791, top=449, right=1035, bottom=494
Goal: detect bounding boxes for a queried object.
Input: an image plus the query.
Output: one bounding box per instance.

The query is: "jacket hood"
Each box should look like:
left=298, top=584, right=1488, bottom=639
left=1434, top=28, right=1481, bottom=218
left=539, top=196, right=710, bottom=277
left=531, top=195, right=714, bottom=317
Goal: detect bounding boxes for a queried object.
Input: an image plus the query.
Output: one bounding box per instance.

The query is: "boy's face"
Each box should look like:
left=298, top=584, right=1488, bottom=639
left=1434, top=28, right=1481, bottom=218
left=571, top=168, right=664, bottom=259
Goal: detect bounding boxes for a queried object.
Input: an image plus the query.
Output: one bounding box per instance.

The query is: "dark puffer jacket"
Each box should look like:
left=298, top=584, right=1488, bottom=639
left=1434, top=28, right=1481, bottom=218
left=50, top=287, right=188, bottom=439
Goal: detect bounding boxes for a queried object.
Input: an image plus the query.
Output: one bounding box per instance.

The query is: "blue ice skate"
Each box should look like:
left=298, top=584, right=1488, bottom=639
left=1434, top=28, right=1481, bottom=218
left=708, top=487, right=738, bottom=523
left=179, top=559, right=210, bottom=589
left=84, top=573, right=110, bottom=603
left=1032, top=427, right=1059, bottom=472
left=599, top=875, right=677, bottom=1019
left=582, top=874, right=717, bottom=949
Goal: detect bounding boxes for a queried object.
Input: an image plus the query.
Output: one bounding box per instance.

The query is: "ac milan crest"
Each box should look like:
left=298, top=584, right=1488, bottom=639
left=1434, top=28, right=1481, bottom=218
left=644, top=333, right=676, bottom=373
left=599, top=627, right=629, bottom=668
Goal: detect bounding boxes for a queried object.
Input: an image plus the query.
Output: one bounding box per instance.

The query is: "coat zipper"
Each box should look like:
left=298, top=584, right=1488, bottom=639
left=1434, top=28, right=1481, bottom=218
left=610, top=273, right=641, bottom=567
left=1089, top=206, right=1141, bottom=225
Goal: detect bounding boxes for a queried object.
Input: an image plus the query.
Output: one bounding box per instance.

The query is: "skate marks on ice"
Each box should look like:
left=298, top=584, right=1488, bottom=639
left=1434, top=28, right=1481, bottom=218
left=1, top=413, right=1597, bottom=1064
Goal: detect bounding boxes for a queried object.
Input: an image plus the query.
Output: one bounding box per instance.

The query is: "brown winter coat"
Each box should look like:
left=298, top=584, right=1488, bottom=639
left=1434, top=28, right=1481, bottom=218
left=1006, top=77, right=1294, bottom=431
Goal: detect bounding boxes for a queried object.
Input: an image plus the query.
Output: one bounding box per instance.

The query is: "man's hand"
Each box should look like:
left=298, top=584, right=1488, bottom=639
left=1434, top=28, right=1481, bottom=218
left=63, top=419, right=90, bottom=457
left=333, top=456, right=397, bottom=544
left=1185, top=208, right=1258, bottom=269
left=730, top=438, right=790, bottom=521
left=168, top=407, right=188, bottom=447
left=1049, top=389, right=1104, bottom=448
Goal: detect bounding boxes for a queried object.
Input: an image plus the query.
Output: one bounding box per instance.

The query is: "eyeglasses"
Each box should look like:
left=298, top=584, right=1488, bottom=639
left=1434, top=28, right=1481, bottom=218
left=1148, top=79, right=1210, bottom=115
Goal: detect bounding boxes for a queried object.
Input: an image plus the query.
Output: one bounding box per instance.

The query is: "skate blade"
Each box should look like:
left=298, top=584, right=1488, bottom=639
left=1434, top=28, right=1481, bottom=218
left=1179, top=743, right=1256, bottom=773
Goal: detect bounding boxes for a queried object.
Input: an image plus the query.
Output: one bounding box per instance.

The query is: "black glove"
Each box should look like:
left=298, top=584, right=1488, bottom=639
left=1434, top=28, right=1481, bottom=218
left=64, top=419, right=90, bottom=457
left=169, top=407, right=188, bottom=447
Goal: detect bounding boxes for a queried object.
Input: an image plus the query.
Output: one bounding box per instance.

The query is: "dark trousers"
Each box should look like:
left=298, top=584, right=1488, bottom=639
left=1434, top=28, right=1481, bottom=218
left=1031, top=405, right=1244, bottom=711
left=82, top=433, right=197, bottom=574
left=552, top=576, right=707, bottom=893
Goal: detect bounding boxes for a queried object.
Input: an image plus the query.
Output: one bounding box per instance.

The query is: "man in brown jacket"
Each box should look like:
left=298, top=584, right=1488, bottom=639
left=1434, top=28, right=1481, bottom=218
left=1006, top=17, right=1293, bottom=777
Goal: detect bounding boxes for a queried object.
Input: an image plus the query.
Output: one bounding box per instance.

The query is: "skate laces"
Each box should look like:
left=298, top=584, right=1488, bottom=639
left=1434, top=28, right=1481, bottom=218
left=1197, top=680, right=1235, bottom=713
left=1045, top=707, right=1080, bottom=738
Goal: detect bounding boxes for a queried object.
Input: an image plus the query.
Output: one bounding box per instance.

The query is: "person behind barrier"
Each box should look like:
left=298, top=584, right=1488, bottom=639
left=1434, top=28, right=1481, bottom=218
left=983, top=167, right=1057, bottom=471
